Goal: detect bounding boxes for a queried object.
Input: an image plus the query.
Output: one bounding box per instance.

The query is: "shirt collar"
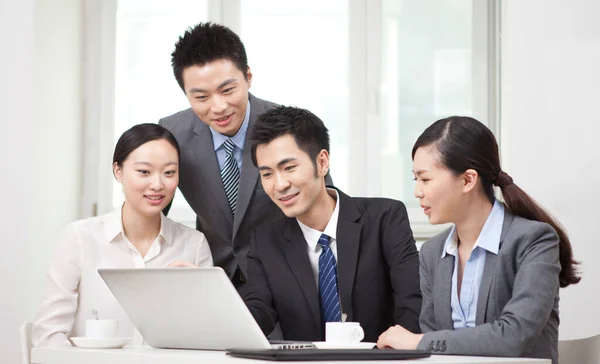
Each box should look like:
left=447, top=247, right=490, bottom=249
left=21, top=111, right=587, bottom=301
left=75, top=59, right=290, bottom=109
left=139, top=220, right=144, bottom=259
left=158, top=212, right=174, bottom=245
left=103, top=205, right=173, bottom=245
left=209, top=100, right=251, bottom=151
left=441, top=199, right=505, bottom=258
left=297, top=188, right=340, bottom=252
left=441, top=225, right=459, bottom=258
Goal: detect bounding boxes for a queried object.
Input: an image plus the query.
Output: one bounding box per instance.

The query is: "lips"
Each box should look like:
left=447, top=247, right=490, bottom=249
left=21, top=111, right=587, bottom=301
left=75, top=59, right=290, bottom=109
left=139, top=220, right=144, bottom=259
left=145, top=195, right=165, bottom=206
left=421, top=205, right=431, bottom=216
left=213, top=113, right=233, bottom=127
left=278, top=192, right=299, bottom=206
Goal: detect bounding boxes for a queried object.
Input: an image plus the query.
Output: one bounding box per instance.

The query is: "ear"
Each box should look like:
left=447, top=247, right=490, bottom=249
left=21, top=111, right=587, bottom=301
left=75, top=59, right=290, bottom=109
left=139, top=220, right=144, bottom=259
left=246, top=66, right=253, bottom=88
left=316, top=149, right=330, bottom=178
left=113, top=162, right=124, bottom=183
left=462, top=168, right=479, bottom=193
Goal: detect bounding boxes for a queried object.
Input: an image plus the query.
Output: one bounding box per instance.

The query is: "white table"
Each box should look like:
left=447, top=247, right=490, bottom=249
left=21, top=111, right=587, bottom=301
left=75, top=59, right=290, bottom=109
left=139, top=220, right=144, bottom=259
left=31, top=346, right=551, bottom=364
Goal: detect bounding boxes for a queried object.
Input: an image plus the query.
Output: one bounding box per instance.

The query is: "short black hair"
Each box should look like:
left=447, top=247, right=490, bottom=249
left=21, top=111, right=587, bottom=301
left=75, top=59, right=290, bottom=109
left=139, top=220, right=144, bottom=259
left=171, top=22, right=248, bottom=91
left=113, top=123, right=180, bottom=167
left=250, top=106, right=330, bottom=174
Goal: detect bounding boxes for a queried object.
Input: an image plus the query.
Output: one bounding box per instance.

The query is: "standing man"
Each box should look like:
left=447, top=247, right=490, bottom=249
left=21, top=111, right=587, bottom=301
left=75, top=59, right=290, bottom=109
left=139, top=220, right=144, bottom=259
left=243, top=106, right=421, bottom=342
left=159, top=23, right=307, bottom=287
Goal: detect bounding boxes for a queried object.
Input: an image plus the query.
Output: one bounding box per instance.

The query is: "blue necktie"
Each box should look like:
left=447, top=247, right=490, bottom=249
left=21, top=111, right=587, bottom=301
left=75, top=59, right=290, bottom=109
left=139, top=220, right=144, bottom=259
left=318, top=234, right=342, bottom=323
left=220, top=139, right=240, bottom=214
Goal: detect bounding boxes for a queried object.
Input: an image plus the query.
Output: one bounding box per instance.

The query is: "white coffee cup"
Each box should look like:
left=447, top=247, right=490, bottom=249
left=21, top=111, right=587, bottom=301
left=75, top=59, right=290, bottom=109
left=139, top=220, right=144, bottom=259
left=85, top=319, right=119, bottom=339
left=325, top=322, right=364, bottom=344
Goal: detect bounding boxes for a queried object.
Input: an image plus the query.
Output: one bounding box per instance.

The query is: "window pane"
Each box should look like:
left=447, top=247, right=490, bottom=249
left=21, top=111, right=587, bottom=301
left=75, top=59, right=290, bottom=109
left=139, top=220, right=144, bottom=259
left=380, top=0, right=476, bottom=209
left=240, top=0, right=350, bottom=192
left=113, top=0, right=208, bottom=213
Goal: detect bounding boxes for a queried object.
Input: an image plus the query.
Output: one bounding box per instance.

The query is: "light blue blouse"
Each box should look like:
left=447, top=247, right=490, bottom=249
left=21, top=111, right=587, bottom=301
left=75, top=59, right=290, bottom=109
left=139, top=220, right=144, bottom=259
left=441, top=200, right=504, bottom=329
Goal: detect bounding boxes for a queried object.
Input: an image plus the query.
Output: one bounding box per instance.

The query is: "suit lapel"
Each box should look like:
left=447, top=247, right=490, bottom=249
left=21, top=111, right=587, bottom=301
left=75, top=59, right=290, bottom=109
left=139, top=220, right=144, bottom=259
left=476, top=208, right=515, bottom=324
left=435, top=254, right=455, bottom=330
left=232, top=95, right=264, bottom=238
left=475, top=252, right=497, bottom=325
left=335, top=191, right=361, bottom=322
left=282, top=219, right=322, bottom=330
left=191, top=120, right=233, bottom=224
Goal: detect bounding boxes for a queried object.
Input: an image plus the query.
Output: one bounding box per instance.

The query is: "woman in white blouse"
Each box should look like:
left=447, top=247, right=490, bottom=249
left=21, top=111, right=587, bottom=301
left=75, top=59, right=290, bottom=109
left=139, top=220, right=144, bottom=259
left=32, top=123, right=213, bottom=347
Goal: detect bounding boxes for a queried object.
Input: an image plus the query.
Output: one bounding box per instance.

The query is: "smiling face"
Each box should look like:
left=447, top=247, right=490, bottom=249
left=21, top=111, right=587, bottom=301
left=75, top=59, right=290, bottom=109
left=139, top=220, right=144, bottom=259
left=113, top=139, right=179, bottom=217
left=182, top=59, right=252, bottom=137
left=412, top=145, right=466, bottom=225
left=255, top=134, right=330, bottom=221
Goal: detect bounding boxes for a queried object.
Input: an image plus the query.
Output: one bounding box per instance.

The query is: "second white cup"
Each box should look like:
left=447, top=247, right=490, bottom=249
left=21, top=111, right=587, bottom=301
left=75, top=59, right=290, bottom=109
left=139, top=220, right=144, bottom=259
left=325, top=322, right=364, bottom=344
left=85, top=319, right=119, bottom=339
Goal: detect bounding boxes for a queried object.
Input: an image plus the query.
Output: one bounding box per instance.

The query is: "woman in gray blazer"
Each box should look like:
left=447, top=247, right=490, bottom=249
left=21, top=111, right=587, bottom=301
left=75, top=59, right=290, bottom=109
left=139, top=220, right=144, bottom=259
left=376, top=116, right=580, bottom=364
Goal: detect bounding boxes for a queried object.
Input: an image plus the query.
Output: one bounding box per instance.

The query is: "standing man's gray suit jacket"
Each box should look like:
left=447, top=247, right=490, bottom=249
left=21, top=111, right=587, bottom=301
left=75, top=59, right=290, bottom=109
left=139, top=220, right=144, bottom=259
left=417, top=208, right=560, bottom=364
left=158, top=94, right=282, bottom=279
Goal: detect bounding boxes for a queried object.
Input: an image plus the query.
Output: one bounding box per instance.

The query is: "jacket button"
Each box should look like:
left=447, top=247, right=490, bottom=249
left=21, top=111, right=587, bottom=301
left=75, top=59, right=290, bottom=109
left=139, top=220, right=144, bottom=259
left=426, top=341, right=434, bottom=351
left=440, top=340, right=447, bottom=352
left=433, top=340, right=440, bottom=352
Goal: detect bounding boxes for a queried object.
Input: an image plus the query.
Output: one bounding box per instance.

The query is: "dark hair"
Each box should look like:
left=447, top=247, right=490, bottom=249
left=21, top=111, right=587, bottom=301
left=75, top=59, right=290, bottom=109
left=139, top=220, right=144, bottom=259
left=250, top=106, right=330, bottom=176
left=171, top=22, right=248, bottom=91
left=113, top=123, right=180, bottom=167
left=412, top=116, right=580, bottom=288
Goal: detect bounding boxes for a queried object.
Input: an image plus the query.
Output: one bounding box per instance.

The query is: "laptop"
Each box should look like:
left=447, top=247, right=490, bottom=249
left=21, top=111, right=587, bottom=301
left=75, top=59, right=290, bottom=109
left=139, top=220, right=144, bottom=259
left=98, top=267, right=313, bottom=350
left=226, top=348, right=431, bottom=361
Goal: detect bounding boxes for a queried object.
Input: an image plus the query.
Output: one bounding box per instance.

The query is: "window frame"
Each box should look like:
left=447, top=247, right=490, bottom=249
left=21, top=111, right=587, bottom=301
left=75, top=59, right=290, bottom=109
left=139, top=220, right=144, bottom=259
left=81, top=0, right=500, bottom=238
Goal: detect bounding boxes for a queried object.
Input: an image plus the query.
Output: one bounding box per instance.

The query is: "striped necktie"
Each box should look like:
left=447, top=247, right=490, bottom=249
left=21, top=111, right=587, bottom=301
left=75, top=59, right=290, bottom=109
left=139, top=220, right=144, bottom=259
left=318, top=234, right=342, bottom=323
left=220, top=139, right=240, bottom=214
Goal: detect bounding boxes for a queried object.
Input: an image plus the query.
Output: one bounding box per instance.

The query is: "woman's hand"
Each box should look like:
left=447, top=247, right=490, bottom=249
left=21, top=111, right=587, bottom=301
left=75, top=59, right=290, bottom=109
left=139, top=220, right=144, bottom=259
left=167, top=260, right=198, bottom=268
left=376, top=325, right=424, bottom=350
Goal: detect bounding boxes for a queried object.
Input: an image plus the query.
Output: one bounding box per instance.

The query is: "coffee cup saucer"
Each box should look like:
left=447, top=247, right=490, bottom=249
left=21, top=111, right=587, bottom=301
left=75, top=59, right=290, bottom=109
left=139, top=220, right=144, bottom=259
left=71, top=336, right=131, bottom=349
left=312, top=341, right=376, bottom=349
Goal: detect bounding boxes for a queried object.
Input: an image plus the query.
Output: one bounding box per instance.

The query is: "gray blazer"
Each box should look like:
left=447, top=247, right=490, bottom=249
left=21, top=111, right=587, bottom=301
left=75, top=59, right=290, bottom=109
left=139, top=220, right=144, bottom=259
left=159, top=94, right=281, bottom=278
left=417, top=208, right=560, bottom=364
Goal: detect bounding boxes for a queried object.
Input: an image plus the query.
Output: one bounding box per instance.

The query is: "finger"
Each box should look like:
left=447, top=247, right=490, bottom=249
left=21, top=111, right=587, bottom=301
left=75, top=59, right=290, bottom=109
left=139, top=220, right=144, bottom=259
left=167, top=261, right=185, bottom=267
left=377, top=331, right=388, bottom=344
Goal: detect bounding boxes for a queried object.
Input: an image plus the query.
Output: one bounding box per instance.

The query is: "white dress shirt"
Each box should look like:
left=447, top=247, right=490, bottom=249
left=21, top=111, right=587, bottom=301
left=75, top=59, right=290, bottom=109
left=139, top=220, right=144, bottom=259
left=297, top=189, right=340, bottom=285
left=32, top=208, right=213, bottom=348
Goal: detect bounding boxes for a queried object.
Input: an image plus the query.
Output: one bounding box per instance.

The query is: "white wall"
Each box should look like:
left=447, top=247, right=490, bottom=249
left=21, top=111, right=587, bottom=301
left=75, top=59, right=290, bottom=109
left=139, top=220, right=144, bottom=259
left=0, top=0, right=82, bottom=362
left=501, top=0, right=600, bottom=339
left=0, top=0, right=35, bottom=361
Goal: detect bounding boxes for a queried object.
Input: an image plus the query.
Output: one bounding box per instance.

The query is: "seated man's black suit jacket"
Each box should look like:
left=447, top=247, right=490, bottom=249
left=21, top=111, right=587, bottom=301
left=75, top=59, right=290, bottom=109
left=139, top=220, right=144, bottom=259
left=243, top=188, right=422, bottom=342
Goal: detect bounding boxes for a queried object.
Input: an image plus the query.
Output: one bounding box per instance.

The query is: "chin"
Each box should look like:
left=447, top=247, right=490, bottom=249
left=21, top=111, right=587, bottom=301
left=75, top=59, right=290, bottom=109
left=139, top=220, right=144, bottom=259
left=280, top=204, right=306, bottom=219
left=428, top=216, right=440, bottom=225
left=280, top=207, right=298, bottom=218
left=220, top=123, right=241, bottom=136
left=428, top=215, right=450, bottom=225
left=143, top=204, right=166, bottom=216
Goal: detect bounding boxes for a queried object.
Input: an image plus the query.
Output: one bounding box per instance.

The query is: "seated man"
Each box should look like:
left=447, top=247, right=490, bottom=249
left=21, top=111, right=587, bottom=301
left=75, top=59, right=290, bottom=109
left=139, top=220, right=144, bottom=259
left=243, top=106, right=422, bottom=342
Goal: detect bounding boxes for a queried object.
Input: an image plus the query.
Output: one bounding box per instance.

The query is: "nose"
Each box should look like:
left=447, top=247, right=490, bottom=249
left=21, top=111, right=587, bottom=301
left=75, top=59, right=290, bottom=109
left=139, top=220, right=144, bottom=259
left=150, top=173, right=163, bottom=191
left=274, top=172, right=291, bottom=192
left=414, top=182, right=423, bottom=199
left=211, top=94, right=228, bottom=114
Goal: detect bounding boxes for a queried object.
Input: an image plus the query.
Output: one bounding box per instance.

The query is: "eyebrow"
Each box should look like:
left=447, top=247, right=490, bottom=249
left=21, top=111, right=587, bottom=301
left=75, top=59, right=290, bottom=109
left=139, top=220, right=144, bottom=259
left=258, top=158, right=298, bottom=171
left=187, top=78, right=238, bottom=94
left=132, top=161, right=178, bottom=167
left=412, top=169, right=428, bottom=176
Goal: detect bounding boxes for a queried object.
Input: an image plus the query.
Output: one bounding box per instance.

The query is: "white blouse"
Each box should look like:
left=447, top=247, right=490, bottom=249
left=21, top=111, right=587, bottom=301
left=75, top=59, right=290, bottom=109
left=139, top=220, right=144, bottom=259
left=32, top=208, right=213, bottom=348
